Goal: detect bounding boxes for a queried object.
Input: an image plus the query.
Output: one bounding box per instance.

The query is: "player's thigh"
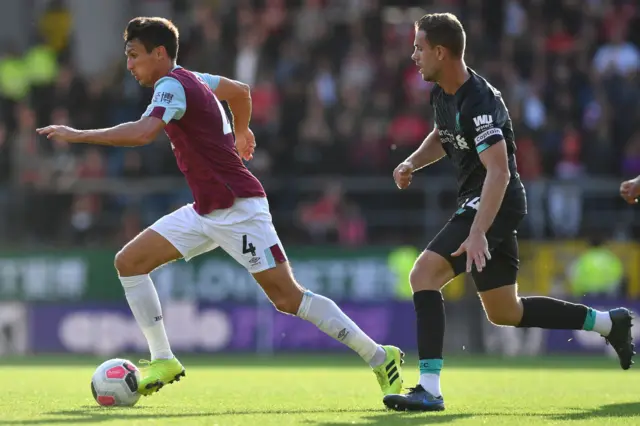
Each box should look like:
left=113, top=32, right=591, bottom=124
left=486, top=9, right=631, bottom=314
left=215, top=219, right=302, bottom=313
left=211, top=213, right=288, bottom=274
left=116, top=205, right=217, bottom=276
left=471, top=212, right=523, bottom=292
left=473, top=234, right=522, bottom=326
left=115, top=228, right=184, bottom=276
left=419, top=219, right=471, bottom=291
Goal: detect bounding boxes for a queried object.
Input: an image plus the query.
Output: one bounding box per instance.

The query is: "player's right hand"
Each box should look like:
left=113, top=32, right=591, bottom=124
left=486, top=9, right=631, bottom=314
left=36, top=125, right=83, bottom=143
left=235, top=127, right=256, bottom=161
left=393, top=161, right=414, bottom=189
left=620, top=177, right=640, bottom=204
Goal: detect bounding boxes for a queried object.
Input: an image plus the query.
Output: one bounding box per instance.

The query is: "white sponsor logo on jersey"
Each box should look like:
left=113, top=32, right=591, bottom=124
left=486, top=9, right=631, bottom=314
left=473, top=114, right=493, bottom=127
left=438, top=129, right=454, bottom=144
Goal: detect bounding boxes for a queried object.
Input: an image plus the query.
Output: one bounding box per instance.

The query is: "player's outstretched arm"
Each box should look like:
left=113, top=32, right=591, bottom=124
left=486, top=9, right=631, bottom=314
left=37, top=117, right=165, bottom=147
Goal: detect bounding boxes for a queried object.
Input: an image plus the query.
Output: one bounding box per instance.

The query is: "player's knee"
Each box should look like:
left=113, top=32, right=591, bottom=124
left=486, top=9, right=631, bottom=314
left=114, top=250, right=132, bottom=276
left=114, top=249, right=147, bottom=277
left=254, top=263, right=305, bottom=315
left=485, top=307, right=521, bottom=327
left=409, top=265, right=442, bottom=292
left=409, top=251, right=452, bottom=292
left=270, top=292, right=303, bottom=315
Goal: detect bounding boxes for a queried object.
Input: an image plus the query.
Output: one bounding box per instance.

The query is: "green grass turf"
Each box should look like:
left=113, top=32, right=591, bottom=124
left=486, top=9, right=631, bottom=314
left=0, top=354, right=638, bottom=425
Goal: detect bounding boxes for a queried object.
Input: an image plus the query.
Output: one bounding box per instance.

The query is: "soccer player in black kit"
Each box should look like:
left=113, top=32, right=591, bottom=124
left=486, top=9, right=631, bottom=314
left=383, top=13, right=635, bottom=412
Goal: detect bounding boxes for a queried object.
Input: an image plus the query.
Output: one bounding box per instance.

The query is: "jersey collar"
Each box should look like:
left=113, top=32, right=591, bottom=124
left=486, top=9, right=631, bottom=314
left=153, top=65, right=184, bottom=89
left=454, top=67, right=475, bottom=105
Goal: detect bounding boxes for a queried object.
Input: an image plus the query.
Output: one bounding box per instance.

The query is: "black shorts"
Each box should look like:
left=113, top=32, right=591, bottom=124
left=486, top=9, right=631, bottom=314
left=427, top=192, right=526, bottom=292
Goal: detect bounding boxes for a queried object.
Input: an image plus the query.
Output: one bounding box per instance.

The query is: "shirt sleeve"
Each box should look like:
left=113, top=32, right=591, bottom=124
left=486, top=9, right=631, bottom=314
left=460, top=98, right=505, bottom=154
left=142, top=77, right=187, bottom=124
left=193, top=72, right=221, bottom=91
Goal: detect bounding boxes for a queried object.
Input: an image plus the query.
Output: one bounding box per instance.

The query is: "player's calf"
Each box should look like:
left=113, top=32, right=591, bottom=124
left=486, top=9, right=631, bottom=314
left=118, top=229, right=182, bottom=363
left=253, top=262, right=403, bottom=393
left=407, top=250, right=453, bottom=399
left=480, top=286, right=636, bottom=369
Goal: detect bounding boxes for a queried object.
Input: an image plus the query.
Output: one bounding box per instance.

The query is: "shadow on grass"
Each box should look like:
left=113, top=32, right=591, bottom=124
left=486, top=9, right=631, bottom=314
left=304, top=412, right=474, bottom=425
left=305, top=402, right=640, bottom=426
left=547, top=402, right=640, bottom=421
left=0, top=406, right=384, bottom=425
left=1, top=402, right=638, bottom=425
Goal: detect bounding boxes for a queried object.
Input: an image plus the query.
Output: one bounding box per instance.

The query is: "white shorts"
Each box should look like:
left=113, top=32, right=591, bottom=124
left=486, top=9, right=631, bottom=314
left=150, top=197, right=287, bottom=273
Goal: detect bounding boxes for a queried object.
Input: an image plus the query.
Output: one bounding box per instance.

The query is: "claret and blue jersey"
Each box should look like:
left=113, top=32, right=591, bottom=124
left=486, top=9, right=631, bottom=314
left=141, top=66, right=265, bottom=215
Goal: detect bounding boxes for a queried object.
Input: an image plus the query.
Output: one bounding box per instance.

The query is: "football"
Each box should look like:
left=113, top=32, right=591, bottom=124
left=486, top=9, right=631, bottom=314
left=90, top=358, right=142, bottom=407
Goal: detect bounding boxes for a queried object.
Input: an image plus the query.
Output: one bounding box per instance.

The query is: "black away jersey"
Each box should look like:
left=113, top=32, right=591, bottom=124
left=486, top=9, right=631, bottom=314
left=431, top=68, right=525, bottom=211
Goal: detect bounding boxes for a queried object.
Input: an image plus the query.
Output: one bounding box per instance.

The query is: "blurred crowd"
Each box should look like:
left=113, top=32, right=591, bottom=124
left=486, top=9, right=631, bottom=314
left=0, top=0, right=639, bottom=247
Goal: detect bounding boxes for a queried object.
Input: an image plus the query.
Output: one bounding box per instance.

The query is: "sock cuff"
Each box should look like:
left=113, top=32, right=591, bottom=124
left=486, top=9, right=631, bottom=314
left=517, top=296, right=536, bottom=327
left=119, top=274, right=152, bottom=288
left=413, top=290, right=443, bottom=308
left=419, top=358, right=443, bottom=375
left=296, top=290, right=315, bottom=319
left=582, top=308, right=596, bottom=331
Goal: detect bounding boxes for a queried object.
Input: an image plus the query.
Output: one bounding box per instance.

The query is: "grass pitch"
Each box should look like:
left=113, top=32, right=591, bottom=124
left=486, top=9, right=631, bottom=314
left=0, top=354, right=637, bottom=425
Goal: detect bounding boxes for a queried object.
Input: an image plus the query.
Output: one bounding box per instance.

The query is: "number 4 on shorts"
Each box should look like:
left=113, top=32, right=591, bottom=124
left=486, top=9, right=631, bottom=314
left=463, top=196, right=480, bottom=210
left=242, top=235, right=256, bottom=256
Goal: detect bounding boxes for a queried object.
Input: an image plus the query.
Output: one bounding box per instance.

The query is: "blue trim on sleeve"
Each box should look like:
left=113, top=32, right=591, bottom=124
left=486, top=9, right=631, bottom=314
left=193, top=72, right=221, bottom=91
left=476, top=142, right=490, bottom=153
left=145, top=77, right=187, bottom=123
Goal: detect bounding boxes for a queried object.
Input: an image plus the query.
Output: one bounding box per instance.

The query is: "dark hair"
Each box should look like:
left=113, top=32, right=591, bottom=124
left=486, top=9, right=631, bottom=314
left=415, top=13, right=466, bottom=58
left=124, top=17, right=179, bottom=60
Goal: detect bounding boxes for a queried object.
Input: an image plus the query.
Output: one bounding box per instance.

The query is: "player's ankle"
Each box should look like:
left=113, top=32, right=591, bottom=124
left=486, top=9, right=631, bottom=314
left=419, top=374, right=442, bottom=397
left=583, top=308, right=613, bottom=336
left=151, top=351, right=174, bottom=361
left=369, top=346, right=387, bottom=368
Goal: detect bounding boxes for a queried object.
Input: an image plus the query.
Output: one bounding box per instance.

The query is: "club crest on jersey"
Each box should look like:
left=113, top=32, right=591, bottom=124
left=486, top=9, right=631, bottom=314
left=454, top=135, right=469, bottom=150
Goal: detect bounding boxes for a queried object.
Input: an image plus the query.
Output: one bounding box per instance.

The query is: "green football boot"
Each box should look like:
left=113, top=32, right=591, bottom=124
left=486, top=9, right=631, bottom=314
left=372, top=345, right=404, bottom=395
left=137, top=357, right=186, bottom=396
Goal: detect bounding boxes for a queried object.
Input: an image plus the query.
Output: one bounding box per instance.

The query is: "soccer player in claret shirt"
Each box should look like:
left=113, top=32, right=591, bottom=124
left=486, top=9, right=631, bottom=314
left=37, top=17, right=404, bottom=398
left=382, top=13, right=635, bottom=412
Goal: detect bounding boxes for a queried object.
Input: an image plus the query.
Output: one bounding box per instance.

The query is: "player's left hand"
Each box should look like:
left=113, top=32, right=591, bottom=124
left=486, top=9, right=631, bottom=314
left=236, top=127, right=256, bottom=161
left=620, top=177, right=640, bottom=204
left=36, top=125, right=83, bottom=143
left=451, top=230, right=491, bottom=273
